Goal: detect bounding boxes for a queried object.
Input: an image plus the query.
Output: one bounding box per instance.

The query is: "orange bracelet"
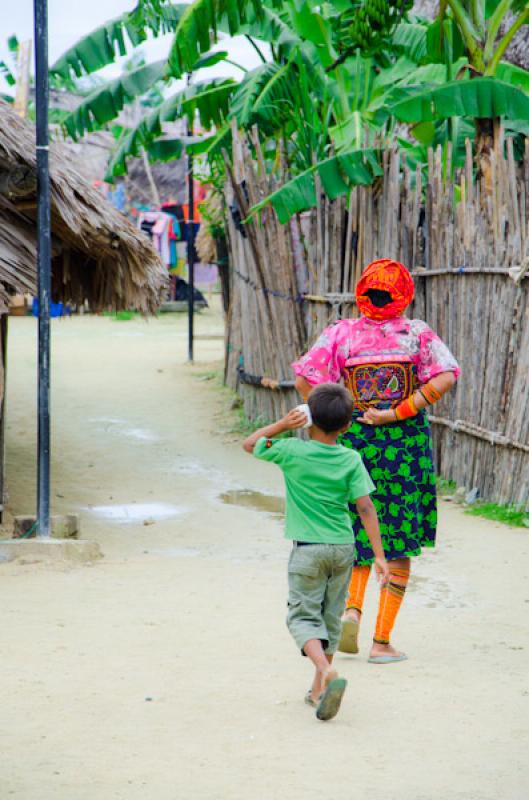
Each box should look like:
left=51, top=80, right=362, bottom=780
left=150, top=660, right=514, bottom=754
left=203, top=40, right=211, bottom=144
left=395, top=394, right=418, bottom=420
left=419, top=381, right=442, bottom=405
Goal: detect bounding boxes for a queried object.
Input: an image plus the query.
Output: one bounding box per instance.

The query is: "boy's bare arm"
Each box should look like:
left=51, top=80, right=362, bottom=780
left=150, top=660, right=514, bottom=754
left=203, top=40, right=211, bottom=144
left=242, top=409, right=307, bottom=453
left=355, top=496, right=390, bottom=585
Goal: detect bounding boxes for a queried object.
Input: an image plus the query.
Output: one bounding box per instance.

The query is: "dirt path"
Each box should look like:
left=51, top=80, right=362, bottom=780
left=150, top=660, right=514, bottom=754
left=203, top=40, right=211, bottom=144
left=2, top=303, right=528, bottom=800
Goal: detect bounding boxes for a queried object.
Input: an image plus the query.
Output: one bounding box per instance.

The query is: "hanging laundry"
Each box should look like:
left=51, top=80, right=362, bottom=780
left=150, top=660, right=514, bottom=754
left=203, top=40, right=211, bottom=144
left=137, top=211, right=174, bottom=267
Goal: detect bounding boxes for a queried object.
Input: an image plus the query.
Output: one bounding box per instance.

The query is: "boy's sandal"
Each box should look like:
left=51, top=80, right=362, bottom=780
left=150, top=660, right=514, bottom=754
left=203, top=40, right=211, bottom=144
left=338, top=618, right=359, bottom=654
left=304, top=689, right=317, bottom=707
left=315, top=678, right=348, bottom=721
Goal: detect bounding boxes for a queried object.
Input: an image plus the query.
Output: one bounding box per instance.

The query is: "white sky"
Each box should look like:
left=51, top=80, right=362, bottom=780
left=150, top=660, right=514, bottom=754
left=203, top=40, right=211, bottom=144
left=0, top=0, right=270, bottom=93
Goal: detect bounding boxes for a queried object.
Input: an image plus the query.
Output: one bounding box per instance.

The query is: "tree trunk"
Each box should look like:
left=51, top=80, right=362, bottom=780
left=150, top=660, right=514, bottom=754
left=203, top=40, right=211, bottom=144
left=475, top=117, right=495, bottom=195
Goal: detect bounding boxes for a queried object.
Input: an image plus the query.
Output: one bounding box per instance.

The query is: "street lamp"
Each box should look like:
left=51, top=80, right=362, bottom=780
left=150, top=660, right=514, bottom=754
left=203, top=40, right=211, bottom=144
left=33, top=0, right=51, bottom=537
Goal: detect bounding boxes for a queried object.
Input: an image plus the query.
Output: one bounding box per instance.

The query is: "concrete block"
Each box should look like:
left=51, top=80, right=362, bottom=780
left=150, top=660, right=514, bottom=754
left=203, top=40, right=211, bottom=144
left=0, top=539, right=102, bottom=565
left=13, top=514, right=80, bottom=539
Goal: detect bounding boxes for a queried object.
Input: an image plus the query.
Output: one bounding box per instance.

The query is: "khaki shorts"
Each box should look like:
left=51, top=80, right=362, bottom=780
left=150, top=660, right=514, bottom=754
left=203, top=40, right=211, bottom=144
left=286, top=542, right=356, bottom=655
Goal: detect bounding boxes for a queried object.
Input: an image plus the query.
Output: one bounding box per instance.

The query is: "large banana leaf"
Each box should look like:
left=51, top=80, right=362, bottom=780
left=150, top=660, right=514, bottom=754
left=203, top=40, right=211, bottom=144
left=50, top=4, right=187, bottom=80
left=237, top=5, right=302, bottom=50
left=106, top=78, right=236, bottom=177
left=168, top=0, right=264, bottom=76
left=392, top=19, right=465, bottom=66
left=62, top=60, right=168, bottom=139
left=250, top=149, right=382, bottom=223
left=180, top=78, right=237, bottom=128
left=229, top=59, right=297, bottom=131
left=496, top=62, right=529, bottom=94
left=391, top=22, right=429, bottom=64
left=186, top=123, right=231, bottom=156
left=391, top=78, right=529, bottom=123
left=289, top=2, right=337, bottom=69
left=374, top=57, right=468, bottom=92
left=144, top=137, right=184, bottom=162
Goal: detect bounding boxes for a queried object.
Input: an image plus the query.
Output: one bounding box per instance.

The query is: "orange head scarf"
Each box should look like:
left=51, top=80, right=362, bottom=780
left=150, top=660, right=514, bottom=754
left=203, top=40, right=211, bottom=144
left=355, top=258, right=414, bottom=321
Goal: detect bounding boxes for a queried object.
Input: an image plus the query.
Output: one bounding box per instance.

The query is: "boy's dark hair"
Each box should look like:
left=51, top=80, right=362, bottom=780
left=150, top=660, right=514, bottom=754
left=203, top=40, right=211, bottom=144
left=308, top=383, right=353, bottom=433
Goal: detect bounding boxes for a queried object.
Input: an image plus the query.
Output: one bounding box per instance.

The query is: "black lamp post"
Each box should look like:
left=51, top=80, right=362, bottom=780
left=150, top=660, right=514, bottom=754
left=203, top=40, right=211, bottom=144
left=34, top=0, right=51, bottom=537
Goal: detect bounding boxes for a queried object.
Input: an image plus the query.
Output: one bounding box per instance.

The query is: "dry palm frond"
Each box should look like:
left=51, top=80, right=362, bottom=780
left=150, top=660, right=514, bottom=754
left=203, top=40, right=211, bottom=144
left=0, top=100, right=167, bottom=312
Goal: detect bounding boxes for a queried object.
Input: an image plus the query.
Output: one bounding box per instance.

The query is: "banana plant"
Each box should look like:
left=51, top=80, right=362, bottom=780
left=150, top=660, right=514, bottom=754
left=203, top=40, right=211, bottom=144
left=47, top=0, right=529, bottom=220
left=50, top=2, right=187, bottom=81
left=105, top=77, right=236, bottom=176
left=62, top=59, right=170, bottom=139
left=249, top=148, right=383, bottom=222
left=387, top=2, right=529, bottom=183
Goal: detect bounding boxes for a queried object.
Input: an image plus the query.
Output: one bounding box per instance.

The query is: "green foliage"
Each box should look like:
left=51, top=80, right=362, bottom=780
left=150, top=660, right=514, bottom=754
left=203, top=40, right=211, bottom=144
left=392, top=22, right=429, bottom=63
left=496, top=61, right=529, bottom=93
left=62, top=60, right=168, bottom=139
left=50, top=3, right=187, bottom=81
left=0, top=60, right=15, bottom=87
left=289, top=1, right=337, bottom=69
left=103, top=309, right=140, bottom=320
left=250, top=148, right=383, bottom=223
left=0, top=34, right=19, bottom=91
left=43, top=0, right=529, bottom=225
left=167, top=0, right=264, bottom=76
left=465, top=502, right=529, bottom=528
left=392, top=77, right=529, bottom=123
left=229, top=59, right=298, bottom=132
left=436, top=476, right=457, bottom=494
left=426, top=17, right=466, bottom=64
left=329, top=0, right=414, bottom=70
left=191, top=50, right=230, bottom=71
left=105, top=78, right=235, bottom=178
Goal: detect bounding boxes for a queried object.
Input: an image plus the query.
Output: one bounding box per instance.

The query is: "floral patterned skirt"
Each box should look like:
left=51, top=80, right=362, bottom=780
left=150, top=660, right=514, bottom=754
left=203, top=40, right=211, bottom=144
left=338, top=410, right=437, bottom=565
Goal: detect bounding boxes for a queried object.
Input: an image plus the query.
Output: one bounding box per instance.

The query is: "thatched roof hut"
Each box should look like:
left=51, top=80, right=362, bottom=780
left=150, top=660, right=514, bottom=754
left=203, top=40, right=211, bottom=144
left=0, top=100, right=167, bottom=313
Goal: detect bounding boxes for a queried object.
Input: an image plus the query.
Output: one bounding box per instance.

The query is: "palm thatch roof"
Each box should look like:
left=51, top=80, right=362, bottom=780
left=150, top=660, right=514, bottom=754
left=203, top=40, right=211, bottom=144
left=0, top=100, right=167, bottom=313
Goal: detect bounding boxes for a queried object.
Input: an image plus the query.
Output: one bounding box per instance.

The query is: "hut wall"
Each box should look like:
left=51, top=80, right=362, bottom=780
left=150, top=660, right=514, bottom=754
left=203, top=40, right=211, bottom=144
left=225, top=130, right=529, bottom=505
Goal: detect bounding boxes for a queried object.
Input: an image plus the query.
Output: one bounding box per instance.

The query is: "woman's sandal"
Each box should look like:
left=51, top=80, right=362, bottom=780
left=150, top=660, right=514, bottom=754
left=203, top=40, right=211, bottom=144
left=368, top=653, right=408, bottom=664
left=338, top=618, right=360, bottom=654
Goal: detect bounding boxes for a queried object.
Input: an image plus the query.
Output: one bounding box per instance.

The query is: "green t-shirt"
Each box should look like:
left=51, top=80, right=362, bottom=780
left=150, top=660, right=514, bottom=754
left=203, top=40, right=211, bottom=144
left=253, top=436, right=375, bottom=544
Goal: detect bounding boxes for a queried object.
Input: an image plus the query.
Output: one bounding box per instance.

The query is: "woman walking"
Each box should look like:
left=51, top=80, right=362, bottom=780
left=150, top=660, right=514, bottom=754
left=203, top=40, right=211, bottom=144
left=293, top=258, right=460, bottom=663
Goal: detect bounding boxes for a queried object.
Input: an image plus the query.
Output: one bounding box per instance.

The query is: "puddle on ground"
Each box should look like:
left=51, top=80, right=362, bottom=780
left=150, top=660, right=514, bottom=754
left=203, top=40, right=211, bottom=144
left=219, top=490, right=285, bottom=520
left=87, top=502, right=187, bottom=524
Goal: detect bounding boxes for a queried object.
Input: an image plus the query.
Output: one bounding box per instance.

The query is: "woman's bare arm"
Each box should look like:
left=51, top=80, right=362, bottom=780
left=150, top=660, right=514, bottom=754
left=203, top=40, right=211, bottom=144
left=295, top=375, right=314, bottom=401
left=359, top=370, right=457, bottom=426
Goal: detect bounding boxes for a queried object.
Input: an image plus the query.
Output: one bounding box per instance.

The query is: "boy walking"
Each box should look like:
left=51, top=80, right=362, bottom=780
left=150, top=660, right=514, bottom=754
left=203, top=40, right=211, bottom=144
left=243, top=384, right=389, bottom=721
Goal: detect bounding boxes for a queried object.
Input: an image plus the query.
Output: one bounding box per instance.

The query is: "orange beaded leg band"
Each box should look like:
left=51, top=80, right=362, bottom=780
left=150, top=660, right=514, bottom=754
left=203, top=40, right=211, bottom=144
left=395, top=394, right=418, bottom=420
left=419, top=381, right=442, bottom=405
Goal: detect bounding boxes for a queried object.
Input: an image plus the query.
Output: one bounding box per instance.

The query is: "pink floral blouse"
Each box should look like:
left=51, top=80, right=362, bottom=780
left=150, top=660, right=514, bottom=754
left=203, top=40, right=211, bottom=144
left=292, top=317, right=460, bottom=411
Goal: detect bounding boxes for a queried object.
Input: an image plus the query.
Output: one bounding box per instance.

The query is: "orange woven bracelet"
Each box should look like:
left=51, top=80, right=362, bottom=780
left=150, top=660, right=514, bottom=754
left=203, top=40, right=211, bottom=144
left=395, top=394, right=418, bottom=420
left=419, top=381, right=442, bottom=405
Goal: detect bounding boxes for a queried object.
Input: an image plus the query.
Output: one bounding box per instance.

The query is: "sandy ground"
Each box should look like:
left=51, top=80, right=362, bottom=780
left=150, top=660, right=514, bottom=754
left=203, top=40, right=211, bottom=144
left=1, top=299, right=528, bottom=800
